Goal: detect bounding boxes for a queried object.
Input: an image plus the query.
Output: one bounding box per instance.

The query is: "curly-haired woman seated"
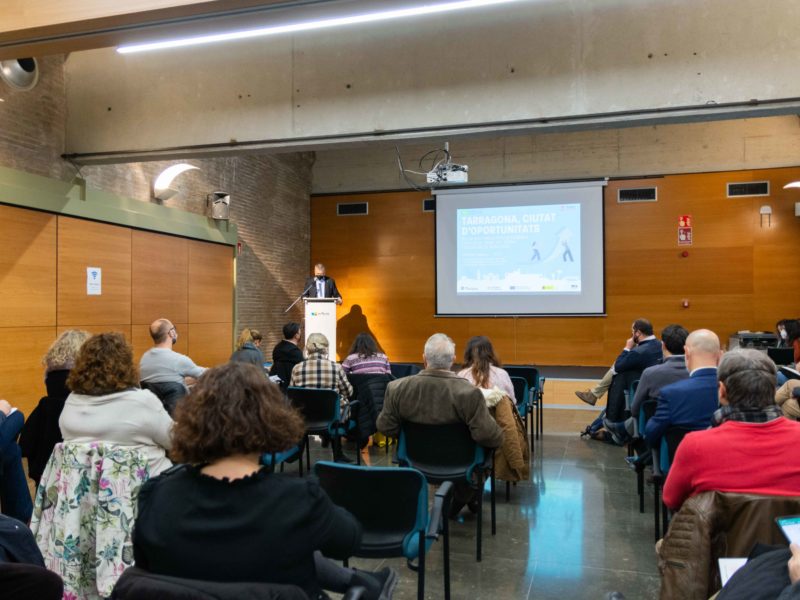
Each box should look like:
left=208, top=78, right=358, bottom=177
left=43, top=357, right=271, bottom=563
left=59, top=332, right=173, bottom=475
left=132, top=362, right=397, bottom=600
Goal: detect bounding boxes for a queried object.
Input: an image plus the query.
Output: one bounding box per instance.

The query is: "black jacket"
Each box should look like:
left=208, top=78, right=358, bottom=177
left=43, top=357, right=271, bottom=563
left=270, top=341, right=304, bottom=390
left=18, top=370, right=70, bottom=485
left=346, top=373, right=394, bottom=444
left=302, top=276, right=341, bottom=300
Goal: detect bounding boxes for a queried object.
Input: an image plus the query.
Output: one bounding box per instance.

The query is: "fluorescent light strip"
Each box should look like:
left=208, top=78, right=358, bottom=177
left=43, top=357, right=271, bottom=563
left=118, top=0, right=525, bottom=54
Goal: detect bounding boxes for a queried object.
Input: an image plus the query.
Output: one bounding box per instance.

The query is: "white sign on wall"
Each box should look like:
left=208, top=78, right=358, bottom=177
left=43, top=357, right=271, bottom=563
left=86, top=267, right=102, bottom=295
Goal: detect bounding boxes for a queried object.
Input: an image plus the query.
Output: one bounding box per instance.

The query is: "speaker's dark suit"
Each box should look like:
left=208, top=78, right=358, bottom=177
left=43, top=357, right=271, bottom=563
left=644, top=367, right=718, bottom=447
left=302, top=276, right=342, bottom=300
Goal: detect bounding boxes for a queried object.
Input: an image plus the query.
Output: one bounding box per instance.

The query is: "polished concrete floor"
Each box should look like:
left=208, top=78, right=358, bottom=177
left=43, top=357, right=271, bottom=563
left=310, top=409, right=662, bottom=600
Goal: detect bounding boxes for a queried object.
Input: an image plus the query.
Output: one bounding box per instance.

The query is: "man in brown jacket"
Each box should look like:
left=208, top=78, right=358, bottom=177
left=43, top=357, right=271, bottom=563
left=377, top=333, right=503, bottom=516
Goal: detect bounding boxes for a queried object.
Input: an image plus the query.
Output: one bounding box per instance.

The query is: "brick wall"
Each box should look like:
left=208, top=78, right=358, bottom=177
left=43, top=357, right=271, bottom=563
left=0, top=55, right=69, bottom=181
left=0, top=56, right=313, bottom=350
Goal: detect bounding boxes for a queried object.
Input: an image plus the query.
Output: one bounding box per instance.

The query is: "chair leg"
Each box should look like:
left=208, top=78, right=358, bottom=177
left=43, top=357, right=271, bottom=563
left=476, top=477, right=483, bottom=562
left=417, top=529, right=425, bottom=600
left=654, top=479, right=661, bottom=543
left=490, top=465, right=496, bottom=536
left=662, top=502, right=669, bottom=538
left=443, top=504, right=451, bottom=600
left=356, top=439, right=361, bottom=466
left=505, top=481, right=510, bottom=502
left=637, top=467, right=644, bottom=514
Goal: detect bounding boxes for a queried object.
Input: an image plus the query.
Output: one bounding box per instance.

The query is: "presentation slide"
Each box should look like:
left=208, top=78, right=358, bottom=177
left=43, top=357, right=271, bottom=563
left=435, top=182, right=606, bottom=316
left=457, top=203, right=582, bottom=294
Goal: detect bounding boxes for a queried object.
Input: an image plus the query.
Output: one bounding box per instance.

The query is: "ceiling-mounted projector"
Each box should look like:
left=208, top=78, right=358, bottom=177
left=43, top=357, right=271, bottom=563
left=427, top=162, right=469, bottom=184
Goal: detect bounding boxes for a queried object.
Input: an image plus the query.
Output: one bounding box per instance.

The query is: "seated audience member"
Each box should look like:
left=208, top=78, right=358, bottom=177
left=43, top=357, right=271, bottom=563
left=133, top=362, right=397, bottom=600
left=663, top=349, right=800, bottom=512
left=377, top=333, right=503, bottom=516
left=776, top=379, right=800, bottom=419
left=230, top=328, right=265, bottom=367
left=629, top=324, right=690, bottom=421
left=0, top=399, right=31, bottom=523
left=576, top=318, right=662, bottom=414
left=269, top=322, right=304, bottom=390
left=61, top=332, right=173, bottom=476
left=19, top=329, right=91, bottom=486
left=290, top=333, right=355, bottom=463
left=777, top=319, right=791, bottom=348
left=642, top=328, right=721, bottom=448
left=457, top=336, right=527, bottom=482
left=0, top=514, right=63, bottom=600
left=341, top=333, right=391, bottom=375
left=139, top=318, right=206, bottom=414
left=789, top=320, right=800, bottom=365
left=715, top=543, right=800, bottom=600
left=457, top=335, right=516, bottom=403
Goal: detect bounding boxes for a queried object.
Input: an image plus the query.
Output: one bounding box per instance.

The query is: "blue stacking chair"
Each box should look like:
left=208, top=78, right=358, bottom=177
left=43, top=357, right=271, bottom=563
left=397, top=421, right=495, bottom=562
left=315, top=462, right=453, bottom=600
left=390, top=363, right=421, bottom=379
left=505, top=365, right=544, bottom=449
left=287, top=387, right=360, bottom=474
left=652, top=426, right=694, bottom=541
left=260, top=445, right=303, bottom=475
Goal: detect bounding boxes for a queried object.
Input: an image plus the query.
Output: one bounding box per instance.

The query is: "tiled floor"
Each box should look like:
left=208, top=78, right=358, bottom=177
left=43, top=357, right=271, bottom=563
left=307, top=409, right=662, bottom=600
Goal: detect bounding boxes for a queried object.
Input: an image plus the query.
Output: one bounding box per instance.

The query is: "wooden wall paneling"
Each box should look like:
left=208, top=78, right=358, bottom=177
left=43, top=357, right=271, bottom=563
left=57, top=216, right=132, bottom=326
left=56, top=324, right=132, bottom=341
left=131, top=322, right=188, bottom=365
left=188, top=240, right=233, bottom=324
left=0, top=205, right=57, bottom=327
left=187, top=322, right=233, bottom=368
left=132, top=230, right=188, bottom=325
left=313, top=166, right=800, bottom=367
left=0, top=326, right=56, bottom=416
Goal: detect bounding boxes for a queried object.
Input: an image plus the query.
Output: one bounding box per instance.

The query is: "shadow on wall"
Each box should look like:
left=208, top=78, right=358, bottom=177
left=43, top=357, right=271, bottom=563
left=336, top=304, right=384, bottom=361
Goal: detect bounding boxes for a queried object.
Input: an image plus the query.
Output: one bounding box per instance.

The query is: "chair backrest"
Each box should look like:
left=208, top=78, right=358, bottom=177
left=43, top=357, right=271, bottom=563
left=504, top=365, right=540, bottom=392
left=659, top=426, right=695, bottom=474
left=140, top=381, right=186, bottom=415
left=638, top=399, right=658, bottom=436
left=287, top=387, right=340, bottom=431
left=112, top=566, right=310, bottom=600
left=31, top=442, right=150, bottom=599
left=347, top=373, right=394, bottom=414
left=398, top=421, right=484, bottom=482
left=390, top=363, right=422, bottom=379
left=509, top=376, right=529, bottom=412
left=315, top=462, right=426, bottom=541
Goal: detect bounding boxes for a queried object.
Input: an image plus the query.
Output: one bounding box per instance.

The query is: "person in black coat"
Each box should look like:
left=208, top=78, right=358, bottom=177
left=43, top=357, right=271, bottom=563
left=230, top=328, right=265, bottom=368
left=302, top=263, right=342, bottom=304
left=133, top=362, right=397, bottom=599
left=19, top=329, right=91, bottom=486
left=269, top=323, right=304, bottom=391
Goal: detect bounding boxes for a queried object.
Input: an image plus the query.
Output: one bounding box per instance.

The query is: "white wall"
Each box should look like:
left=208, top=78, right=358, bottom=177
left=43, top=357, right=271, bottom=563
left=64, top=0, right=800, bottom=159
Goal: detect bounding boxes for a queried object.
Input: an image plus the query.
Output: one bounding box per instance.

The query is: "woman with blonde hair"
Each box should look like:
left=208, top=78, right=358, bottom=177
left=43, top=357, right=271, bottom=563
left=19, top=329, right=91, bottom=485
left=230, top=328, right=265, bottom=367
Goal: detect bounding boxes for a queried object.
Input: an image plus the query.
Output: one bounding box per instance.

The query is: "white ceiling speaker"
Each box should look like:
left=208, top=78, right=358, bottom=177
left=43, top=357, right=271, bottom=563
left=0, top=58, right=39, bottom=91
left=207, top=192, right=230, bottom=220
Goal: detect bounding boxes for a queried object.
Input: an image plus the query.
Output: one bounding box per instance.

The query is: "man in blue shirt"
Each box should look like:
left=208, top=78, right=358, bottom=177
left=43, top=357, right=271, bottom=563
left=644, top=329, right=722, bottom=448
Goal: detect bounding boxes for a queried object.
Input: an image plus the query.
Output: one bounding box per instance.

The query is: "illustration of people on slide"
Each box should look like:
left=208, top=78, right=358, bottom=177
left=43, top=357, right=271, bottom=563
left=530, top=241, right=541, bottom=261
left=561, top=240, right=574, bottom=262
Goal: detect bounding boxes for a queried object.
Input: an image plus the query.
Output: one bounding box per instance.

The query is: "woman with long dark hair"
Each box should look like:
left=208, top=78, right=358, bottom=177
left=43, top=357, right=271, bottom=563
left=341, top=333, right=391, bottom=375
left=457, top=336, right=515, bottom=401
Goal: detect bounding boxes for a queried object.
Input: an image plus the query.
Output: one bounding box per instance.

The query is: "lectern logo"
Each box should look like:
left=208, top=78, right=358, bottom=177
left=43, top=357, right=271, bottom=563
left=310, top=311, right=331, bottom=317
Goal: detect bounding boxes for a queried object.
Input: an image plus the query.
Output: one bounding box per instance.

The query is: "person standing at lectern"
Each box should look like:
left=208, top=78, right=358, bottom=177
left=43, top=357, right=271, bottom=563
left=303, top=263, right=343, bottom=305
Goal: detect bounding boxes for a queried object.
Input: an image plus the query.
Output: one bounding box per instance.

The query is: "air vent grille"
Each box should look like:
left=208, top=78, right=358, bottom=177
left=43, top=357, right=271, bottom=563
left=337, top=202, right=368, bottom=216
left=617, top=187, right=657, bottom=203
left=727, top=181, right=769, bottom=197
left=423, top=198, right=436, bottom=212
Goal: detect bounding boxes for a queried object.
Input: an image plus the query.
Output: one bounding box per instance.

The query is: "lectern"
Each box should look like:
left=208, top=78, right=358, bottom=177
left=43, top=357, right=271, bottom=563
left=303, top=298, right=337, bottom=354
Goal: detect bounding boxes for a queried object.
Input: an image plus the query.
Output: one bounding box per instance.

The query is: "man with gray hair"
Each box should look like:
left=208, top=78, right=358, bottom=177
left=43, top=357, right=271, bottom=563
left=377, top=333, right=503, bottom=517
left=663, top=348, right=800, bottom=511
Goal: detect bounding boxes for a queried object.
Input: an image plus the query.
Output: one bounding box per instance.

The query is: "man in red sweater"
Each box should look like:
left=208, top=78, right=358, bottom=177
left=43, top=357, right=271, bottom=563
left=663, top=348, right=800, bottom=511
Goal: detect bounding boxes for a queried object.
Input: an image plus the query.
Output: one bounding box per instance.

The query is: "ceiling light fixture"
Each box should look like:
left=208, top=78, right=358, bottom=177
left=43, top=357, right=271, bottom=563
left=153, top=163, right=200, bottom=201
left=784, top=181, right=800, bottom=189
left=118, top=0, right=525, bottom=54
